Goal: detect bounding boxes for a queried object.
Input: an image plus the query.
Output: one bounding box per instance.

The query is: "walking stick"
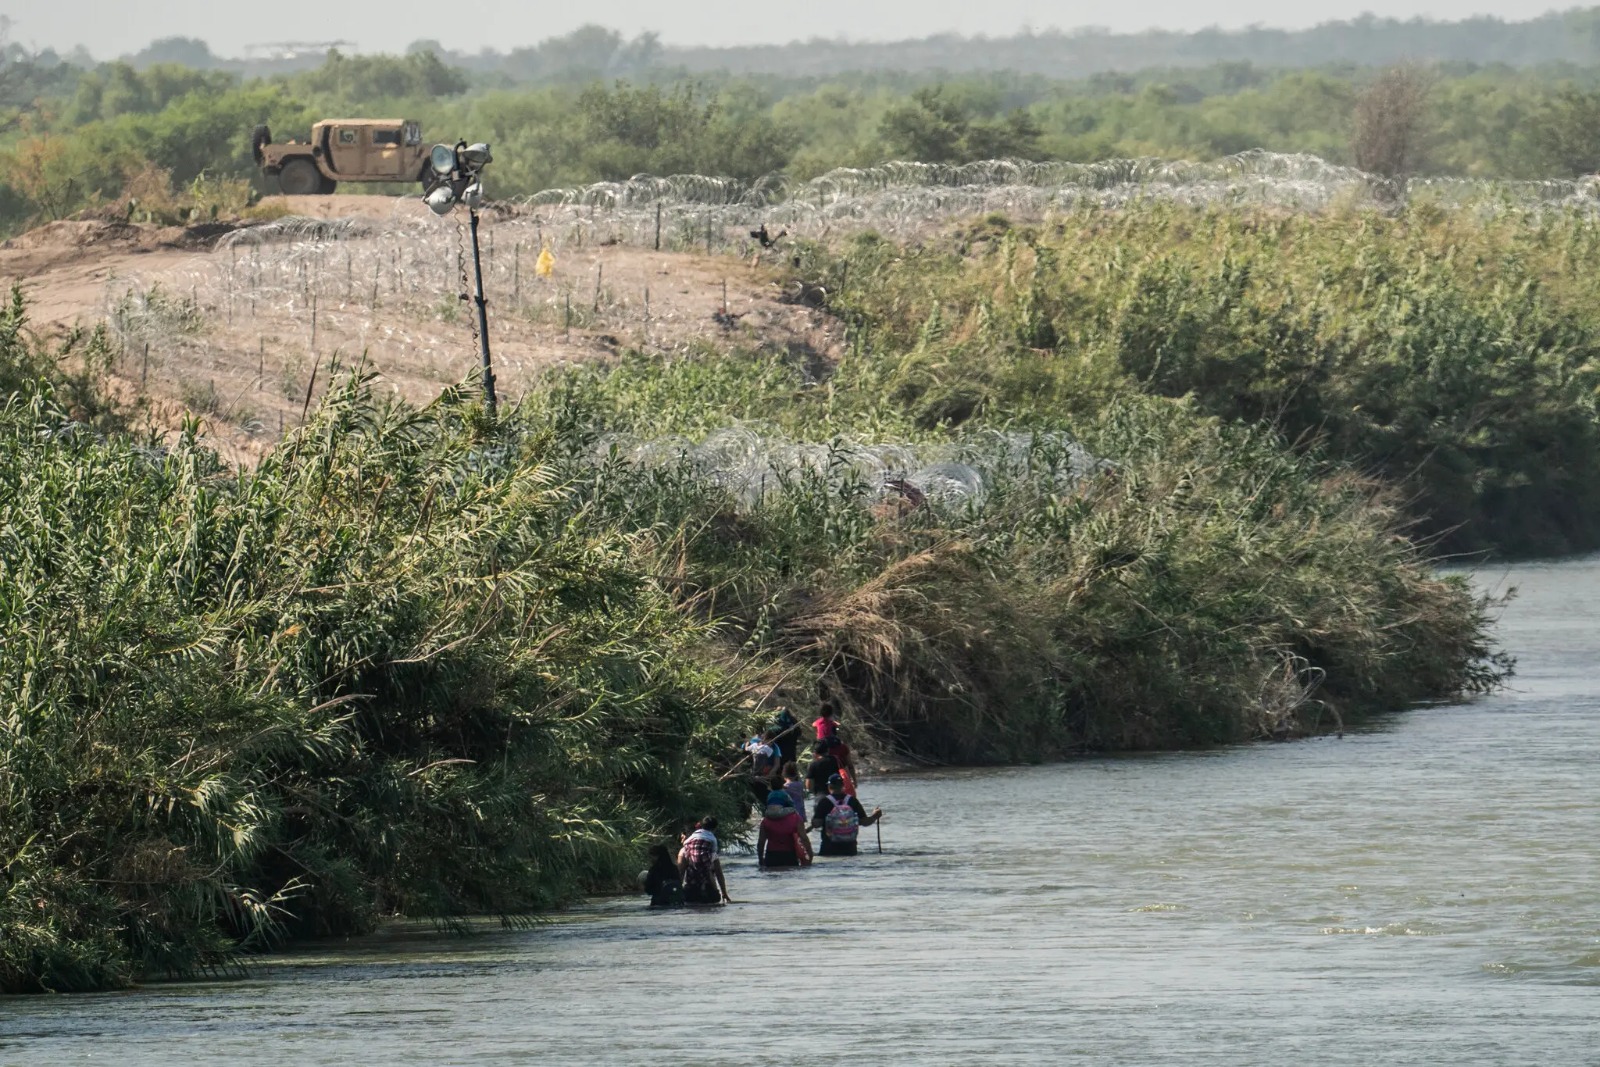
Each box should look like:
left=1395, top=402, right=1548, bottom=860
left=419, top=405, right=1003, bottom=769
left=876, top=818, right=882, bottom=854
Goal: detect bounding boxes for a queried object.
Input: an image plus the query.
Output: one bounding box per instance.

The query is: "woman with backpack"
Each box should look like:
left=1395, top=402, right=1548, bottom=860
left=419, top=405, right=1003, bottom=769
left=809, top=774, right=883, bottom=857
left=756, top=790, right=813, bottom=868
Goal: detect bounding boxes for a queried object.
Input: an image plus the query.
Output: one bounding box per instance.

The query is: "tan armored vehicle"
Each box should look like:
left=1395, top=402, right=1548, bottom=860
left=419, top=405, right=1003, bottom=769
left=250, top=119, right=430, bottom=195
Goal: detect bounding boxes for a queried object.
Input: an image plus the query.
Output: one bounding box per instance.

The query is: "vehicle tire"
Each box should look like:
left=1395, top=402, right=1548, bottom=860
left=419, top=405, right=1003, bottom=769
left=279, top=158, right=322, bottom=196
left=318, top=175, right=338, bottom=195
left=250, top=124, right=271, bottom=166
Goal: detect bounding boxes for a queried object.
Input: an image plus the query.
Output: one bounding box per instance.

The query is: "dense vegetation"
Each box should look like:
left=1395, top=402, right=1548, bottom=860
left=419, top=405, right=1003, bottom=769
left=2, top=10, right=1573, bottom=995
left=0, top=313, right=759, bottom=992
left=805, top=206, right=1600, bottom=558
left=1, top=189, right=1520, bottom=985
left=11, top=14, right=1600, bottom=232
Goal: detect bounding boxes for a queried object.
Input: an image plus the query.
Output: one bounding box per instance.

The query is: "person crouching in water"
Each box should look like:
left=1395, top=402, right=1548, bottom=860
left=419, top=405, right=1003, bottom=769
left=678, top=816, right=732, bottom=904
left=810, top=774, right=882, bottom=857
left=644, top=843, right=683, bottom=907
left=757, top=789, right=813, bottom=869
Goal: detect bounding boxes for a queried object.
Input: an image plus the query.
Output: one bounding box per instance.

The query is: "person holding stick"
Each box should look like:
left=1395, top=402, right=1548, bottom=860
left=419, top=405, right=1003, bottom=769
left=810, top=775, right=882, bottom=858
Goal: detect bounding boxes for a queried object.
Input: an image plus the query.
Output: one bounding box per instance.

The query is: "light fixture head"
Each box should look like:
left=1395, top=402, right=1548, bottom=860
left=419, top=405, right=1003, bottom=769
left=461, top=182, right=484, bottom=210
left=429, top=143, right=457, bottom=177
left=424, top=184, right=456, bottom=215
left=460, top=143, right=492, bottom=170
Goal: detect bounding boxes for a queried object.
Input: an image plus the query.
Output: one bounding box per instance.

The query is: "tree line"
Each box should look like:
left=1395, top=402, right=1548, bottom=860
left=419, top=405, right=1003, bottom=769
left=73, top=8, right=1600, bottom=81
left=5, top=46, right=1600, bottom=235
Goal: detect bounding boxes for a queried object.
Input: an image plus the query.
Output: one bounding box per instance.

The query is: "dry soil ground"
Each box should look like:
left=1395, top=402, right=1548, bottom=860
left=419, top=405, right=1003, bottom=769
left=0, top=195, right=842, bottom=462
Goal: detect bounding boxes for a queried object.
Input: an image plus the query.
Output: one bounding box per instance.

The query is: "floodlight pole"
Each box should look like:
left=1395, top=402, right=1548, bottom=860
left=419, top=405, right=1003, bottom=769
left=467, top=205, right=496, bottom=419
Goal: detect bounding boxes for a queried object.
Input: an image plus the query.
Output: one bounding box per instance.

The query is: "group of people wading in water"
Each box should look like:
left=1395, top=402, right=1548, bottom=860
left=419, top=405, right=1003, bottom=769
left=641, top=708, right=883, bottom=906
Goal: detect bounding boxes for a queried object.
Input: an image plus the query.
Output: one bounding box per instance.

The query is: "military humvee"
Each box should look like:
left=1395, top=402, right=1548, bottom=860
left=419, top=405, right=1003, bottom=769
left=250, top=119, right=431, bottom=195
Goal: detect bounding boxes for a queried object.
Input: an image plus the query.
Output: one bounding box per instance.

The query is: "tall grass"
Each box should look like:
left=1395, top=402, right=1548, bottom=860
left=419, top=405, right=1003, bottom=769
left=0, top=327, right=759, bottom=993
left=532, top=359, right=1507, bottom=761
left=799, top=202, right=1600, bottom=557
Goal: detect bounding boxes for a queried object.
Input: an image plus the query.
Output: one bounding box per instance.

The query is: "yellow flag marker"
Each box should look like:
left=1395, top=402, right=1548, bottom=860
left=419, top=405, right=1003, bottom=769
left=535, top=247, right=556, bottom=278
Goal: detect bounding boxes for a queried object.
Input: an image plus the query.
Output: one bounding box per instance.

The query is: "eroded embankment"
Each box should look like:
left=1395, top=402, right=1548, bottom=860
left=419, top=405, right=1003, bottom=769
left=0, top=197, right=842, bottom=465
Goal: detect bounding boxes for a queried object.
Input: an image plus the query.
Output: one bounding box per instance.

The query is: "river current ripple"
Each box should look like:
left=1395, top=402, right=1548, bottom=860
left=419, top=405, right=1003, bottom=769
left=3, top=558, right=1597, bottom=1065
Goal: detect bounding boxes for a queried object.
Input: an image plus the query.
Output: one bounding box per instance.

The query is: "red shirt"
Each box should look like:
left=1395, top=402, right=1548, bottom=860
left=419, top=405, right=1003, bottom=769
left=813, top=715, right=838, bottom=740
left=760, top=811, right=804, bottom=854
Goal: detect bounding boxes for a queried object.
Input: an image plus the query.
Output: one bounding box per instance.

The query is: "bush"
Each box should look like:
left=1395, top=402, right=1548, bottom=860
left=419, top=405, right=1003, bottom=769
left=529, top=346, right=1507, bottom=763
left=815, top=204, right=1600, bottom=557
left=0, top=332, right=758, bottom=992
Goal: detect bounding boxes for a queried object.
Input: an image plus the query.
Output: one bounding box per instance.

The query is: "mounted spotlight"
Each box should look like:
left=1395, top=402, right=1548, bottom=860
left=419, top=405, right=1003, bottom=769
left=424, top=139, right=498, bottom=417
left=429, top=143, right=458, bottom=180
left=424, top=184, right=456, bottom=215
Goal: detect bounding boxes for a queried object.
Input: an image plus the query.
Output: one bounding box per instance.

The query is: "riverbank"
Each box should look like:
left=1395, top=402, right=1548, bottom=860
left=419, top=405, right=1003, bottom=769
left=1, top=190, right=1549, bottom=991
left=6, top=553, right=1593, bottom=1064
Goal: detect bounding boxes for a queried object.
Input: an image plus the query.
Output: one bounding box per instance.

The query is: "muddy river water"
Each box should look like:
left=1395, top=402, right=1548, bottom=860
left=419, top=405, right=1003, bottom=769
left=3, top=557, right=1597, bottom=1065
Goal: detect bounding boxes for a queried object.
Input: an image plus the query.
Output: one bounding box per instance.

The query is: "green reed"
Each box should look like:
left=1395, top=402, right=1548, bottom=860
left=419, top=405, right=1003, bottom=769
left=0, top=329, right=759, bottom=993
left=809, top=201, right=1600, bottom=557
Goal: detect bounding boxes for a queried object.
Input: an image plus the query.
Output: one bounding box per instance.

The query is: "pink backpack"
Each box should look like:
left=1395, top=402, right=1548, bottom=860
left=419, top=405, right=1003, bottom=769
left=823, top=796, right=860, bottom=843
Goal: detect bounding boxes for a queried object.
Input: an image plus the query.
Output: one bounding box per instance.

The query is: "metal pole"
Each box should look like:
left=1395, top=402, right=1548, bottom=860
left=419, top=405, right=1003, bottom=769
left=468, top=207, right=496, bottom=418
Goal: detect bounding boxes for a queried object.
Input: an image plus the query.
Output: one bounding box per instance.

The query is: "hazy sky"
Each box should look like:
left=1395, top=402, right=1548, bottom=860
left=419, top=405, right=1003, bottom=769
left=0, top=1, right=1570, bottom=59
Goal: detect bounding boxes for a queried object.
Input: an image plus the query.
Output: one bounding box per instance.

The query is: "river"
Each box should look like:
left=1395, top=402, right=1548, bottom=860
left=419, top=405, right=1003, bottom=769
left=3, top=557, right=1597, bottom=1065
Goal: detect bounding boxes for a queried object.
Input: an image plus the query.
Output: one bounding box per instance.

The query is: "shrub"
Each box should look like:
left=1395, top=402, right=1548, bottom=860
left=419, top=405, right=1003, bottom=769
left=0, top=339, right=758, bottom=992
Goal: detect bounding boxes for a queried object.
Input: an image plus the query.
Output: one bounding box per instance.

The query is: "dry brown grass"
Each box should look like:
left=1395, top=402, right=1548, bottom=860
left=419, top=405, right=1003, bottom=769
left=1, top=200, right=844, bottom=465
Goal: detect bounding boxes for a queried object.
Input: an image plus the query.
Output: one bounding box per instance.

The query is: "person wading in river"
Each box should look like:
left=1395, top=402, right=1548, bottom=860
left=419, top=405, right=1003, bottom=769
left=781, top=761, right=808, bottom=822
left=678, top=817, right=732, bottom=904
left=643, top=843, right=683, bottom=907
left=810, top=775, right=882, bottom=857
left=805, top=738, right=843, bottom=796
left=831, top=730, right=861, bottom=794
left=770, top=706, right=801, bottom=765
left=756, top=790, right=813, bottom=868
left=746, top=728, right=782, bottom=803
